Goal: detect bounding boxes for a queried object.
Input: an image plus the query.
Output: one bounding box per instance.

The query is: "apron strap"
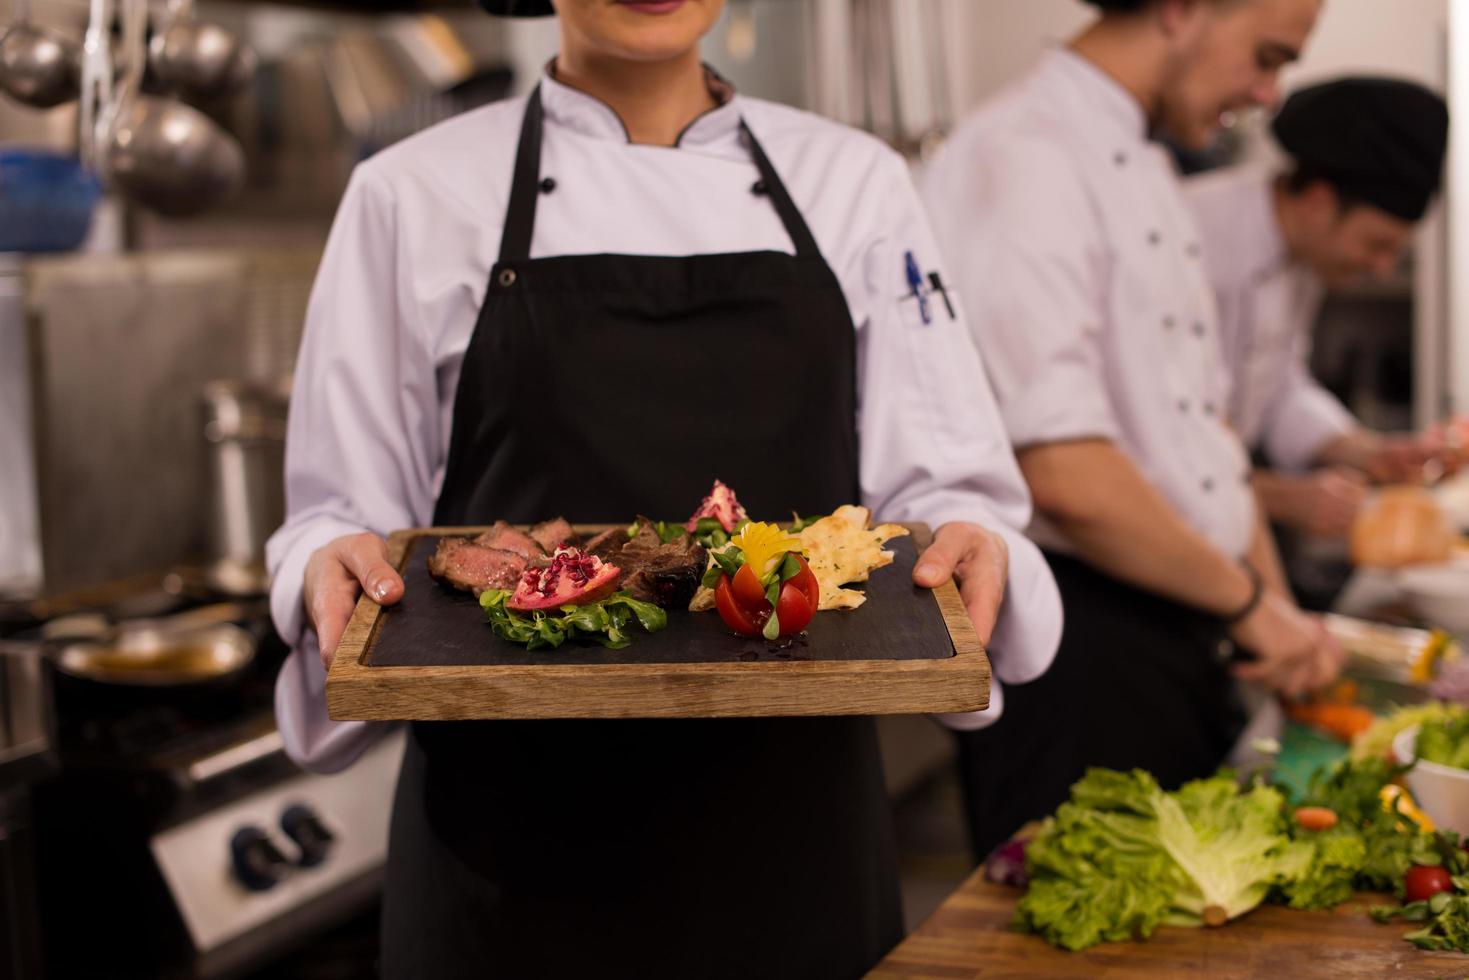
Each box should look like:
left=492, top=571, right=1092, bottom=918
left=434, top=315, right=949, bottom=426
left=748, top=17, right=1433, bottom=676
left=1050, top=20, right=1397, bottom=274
left=498, top=84, right=824, bottom=263
left=499, top=84, right=547, bottom=264
left=740, top=121, right=821, bottom=259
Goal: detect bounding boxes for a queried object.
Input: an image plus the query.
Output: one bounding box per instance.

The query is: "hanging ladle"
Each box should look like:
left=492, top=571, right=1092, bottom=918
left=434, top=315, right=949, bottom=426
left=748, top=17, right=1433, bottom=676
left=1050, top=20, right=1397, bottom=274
left=0, top=0, right=81, bottom=109
left=148, top=0, right=256, bottom=104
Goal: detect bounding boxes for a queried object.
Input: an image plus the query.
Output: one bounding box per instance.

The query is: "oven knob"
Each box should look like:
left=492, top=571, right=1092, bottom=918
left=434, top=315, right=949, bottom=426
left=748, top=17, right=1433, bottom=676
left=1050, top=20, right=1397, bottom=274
left=281, top=804, right=335, bottom=868
left=230, top=826, right=290, bottom=891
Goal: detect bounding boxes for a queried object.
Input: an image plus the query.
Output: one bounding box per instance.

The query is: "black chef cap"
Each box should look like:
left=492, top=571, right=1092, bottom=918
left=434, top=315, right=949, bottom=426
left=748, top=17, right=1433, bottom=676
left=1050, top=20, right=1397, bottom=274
left=478, top=0, right=554, bottom=16
left=1273, top=76, right=1449, bottom=222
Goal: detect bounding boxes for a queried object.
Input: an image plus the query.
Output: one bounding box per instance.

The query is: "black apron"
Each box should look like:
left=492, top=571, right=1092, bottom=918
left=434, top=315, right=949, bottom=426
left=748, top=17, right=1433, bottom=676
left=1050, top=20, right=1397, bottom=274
left=953, top=551, right=1246, bottom=860
left=380, top=88, right=903, bottom=980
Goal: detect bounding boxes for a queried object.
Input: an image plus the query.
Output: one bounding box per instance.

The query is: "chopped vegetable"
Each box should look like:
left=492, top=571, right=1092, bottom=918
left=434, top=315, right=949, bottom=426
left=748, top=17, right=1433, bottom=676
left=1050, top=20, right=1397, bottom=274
left=479, top=589, right=666, bottom=650
left=1352, top=702, right=1463, bottom=761
left=1405, top=864, right=1455, bottom=903
left=1381, top=785, right=1435, bottom=833
left=983, top=837, right=1030, bottom=889
left=1417, top=710, right=1469, bottom=770
left=1293, top=807, right=1339, bottom=831
left=1286, top=701, right=1376, bottom=743
left=1371, top=833, right=1469, bottom=952
left=1284, top=757, right=1427, bottom=902
left=703, top=522, right=816, bottom=640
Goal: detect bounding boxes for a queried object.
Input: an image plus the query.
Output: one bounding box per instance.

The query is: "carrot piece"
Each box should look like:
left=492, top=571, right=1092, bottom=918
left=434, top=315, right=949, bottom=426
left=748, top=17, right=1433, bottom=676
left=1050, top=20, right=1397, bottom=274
left=1294, top=806, right=1339, bottom=831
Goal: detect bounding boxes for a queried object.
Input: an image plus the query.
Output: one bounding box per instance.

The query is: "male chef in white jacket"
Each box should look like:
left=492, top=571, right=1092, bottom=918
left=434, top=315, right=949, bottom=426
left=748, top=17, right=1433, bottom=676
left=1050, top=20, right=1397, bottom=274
left=1187, top=77, right=1452, bottom=540
left=922, top=0, right=1341, bottom=857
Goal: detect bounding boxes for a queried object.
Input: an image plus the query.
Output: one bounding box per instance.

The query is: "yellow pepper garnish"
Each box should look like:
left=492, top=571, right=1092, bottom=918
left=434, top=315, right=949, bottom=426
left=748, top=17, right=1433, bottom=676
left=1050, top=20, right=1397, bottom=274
left=731, top=521, right=804, bottom=580
left=1411, top=631, right=1460, bottom=685
left=1381, top=784, right=1435, bottom=833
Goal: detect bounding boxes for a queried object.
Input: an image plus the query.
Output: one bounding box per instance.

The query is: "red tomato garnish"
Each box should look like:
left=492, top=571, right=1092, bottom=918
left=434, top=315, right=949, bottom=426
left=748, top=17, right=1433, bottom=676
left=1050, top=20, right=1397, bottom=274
left=715, top=574, right=765, bottom=637
left=787, top=554, right=820, bottom=609
left=1405, top=865, right=1454, bottom=903
left=715, top=554, right=820, bottom=638
left=731, top=563, right=769, bottom=616
left=776, top=580, right=815, bottom=634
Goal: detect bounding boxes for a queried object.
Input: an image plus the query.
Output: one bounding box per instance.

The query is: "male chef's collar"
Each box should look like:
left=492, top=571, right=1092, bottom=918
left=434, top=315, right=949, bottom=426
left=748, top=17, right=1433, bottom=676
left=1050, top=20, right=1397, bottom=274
left=1047, top=46, right=1148, bottom=145
left=540, top=60, right=741, bottom=148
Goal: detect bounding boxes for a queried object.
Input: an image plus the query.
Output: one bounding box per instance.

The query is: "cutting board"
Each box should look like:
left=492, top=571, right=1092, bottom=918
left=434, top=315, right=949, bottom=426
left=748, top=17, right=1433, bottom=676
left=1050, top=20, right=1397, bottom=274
left=869, top=873, right=1469, bottom=979
left=327, top=523, right=988, bottom=720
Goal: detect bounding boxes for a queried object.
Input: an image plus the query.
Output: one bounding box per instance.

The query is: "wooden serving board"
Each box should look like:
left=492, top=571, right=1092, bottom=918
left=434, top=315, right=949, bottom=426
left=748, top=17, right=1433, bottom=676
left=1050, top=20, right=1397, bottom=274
left=327, top=523, right=989, bottom=721
left=868, top=873, right=1468, bottom=979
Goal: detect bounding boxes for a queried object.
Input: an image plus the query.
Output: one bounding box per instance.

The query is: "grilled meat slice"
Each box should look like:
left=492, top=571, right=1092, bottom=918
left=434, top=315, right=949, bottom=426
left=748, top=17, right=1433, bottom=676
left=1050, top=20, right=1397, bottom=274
left=583, top=527, right=626, bottom=562
left=529, top=517, right=578, bottom=554
left=471, top=521, right=544, bottom=562
left=614, top=521, right=707, bottom=608
left=427, top=537, right=528, bottom=596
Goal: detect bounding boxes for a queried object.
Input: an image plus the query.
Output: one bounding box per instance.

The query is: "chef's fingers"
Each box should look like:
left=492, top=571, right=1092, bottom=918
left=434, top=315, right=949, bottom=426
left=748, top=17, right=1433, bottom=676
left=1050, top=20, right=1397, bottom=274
left=336, top=532, right=405, bottom=605
left=305, top=548, right=361, bottom=668
left=916, top=523, right=1008, bottom=646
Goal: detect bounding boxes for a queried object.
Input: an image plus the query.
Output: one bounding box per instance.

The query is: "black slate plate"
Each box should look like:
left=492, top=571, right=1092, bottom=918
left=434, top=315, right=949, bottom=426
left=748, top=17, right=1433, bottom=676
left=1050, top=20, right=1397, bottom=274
left=367, top=533, right=953, bottom=667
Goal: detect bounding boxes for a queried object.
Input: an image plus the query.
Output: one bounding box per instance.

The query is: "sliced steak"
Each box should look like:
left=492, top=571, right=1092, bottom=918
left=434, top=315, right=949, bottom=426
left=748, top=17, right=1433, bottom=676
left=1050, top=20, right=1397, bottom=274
left=529, top=517, right=578, bottom=553
left=471, top=521, right=543, bottom=562
left=583, top=527, right=626, bottom=562
left=614, top=521, right=708, bottom=608
left=427, top=537, right=528, bottom=596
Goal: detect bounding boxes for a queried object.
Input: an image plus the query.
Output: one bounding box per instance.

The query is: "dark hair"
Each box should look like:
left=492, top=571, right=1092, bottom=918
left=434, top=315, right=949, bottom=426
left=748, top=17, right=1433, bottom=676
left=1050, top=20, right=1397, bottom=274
left=1281, top=167, right=1365, bottom=215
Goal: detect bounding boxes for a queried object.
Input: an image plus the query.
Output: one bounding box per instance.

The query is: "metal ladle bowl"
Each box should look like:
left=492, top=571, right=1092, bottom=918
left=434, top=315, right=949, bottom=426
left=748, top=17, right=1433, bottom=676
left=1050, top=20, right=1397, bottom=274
left=105, top=95, right=245, bottom=216
left=0, top=21, right=80, bottom=109
left=149, top=11, right=255, bottom=103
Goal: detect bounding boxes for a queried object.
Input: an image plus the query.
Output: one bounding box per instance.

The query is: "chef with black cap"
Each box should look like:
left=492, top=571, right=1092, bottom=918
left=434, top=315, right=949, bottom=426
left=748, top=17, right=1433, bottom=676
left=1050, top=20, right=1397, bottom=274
left=1187, top=77, right=1454, bottom=540
left=266, top=0, right=1063, bottom=976
left=921, top=0, right=1344, bottom=860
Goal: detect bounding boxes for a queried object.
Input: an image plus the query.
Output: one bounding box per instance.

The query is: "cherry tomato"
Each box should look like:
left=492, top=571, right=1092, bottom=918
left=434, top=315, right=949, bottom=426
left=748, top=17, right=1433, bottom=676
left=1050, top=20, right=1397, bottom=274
left=776, top=580, right=815, bottom=634
left=1405, top=864, right=1455, bottom=903
left=715, top=574, right=765, bottom=637
left=731, top=563, right=769, bottom=616
left=786, top=554, right=820, bottom=609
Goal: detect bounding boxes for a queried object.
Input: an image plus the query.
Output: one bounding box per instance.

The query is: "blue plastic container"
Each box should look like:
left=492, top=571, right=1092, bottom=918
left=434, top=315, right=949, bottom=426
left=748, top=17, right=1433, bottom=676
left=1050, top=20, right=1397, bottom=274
left=0, top=149, right=102, bottom=253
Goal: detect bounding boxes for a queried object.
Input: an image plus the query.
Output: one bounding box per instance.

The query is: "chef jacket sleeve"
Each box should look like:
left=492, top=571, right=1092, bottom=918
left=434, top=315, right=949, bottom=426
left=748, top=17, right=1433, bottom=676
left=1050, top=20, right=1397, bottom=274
left=266, top=163, right=443, bottom=772
left=921, top=136, right=1119, bottom=451
left=1258, top=331, right=1357, bottom=471
left=852, top=149, right=1064, bottom=729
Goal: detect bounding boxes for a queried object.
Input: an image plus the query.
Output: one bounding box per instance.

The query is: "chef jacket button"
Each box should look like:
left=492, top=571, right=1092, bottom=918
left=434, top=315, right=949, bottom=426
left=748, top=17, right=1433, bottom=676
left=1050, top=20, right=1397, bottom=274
left=1185, top=242, right=1201, bottom=258
left=1202, top=477, right=1216, bottom=493
left=1192, top=321, right=1206, bottom=337
left=1178, top=399, right=1190, bottom=414
left=1215, top=638, right=1235, bottom=662
left=1203, top=401, right=1216, bottom=416
left=1163, top=315, right=1176, bottom=330
left=498, top=268, right=517, bottom=288
left=1148, top=230, right=1162, bottom=246
left=751, top=180, right=769, bottom=196
left=1114, top=151, right=1127, bottom=166
left=539, top=177, right=557, bottom=194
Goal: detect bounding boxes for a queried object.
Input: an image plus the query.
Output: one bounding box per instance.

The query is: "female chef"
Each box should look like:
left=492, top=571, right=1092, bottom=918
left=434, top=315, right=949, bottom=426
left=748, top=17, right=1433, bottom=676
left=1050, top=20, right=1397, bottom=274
left=268, top=0, right=1061, bottom=976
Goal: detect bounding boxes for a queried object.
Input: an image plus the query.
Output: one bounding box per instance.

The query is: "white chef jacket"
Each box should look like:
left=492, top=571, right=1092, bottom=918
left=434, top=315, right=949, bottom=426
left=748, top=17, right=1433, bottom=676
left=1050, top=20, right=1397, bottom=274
left=920, top=48, right=1256, bottom=560
left=268, top=68, right=1063, bottom=772
left=1185, top=165, right=1356, bottom=470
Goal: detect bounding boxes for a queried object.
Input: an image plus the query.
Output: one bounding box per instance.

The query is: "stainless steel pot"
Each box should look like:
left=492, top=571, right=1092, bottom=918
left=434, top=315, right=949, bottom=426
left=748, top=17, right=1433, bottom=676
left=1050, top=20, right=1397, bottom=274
left=201, top=378, right=289, bottom=597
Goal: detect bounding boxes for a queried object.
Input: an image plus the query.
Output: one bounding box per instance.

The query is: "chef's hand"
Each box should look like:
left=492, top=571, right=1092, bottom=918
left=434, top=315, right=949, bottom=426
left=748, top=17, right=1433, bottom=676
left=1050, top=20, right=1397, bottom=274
left=304, top=532, right=405, bottom=671
left=1229, top=593, right=1342, bottom=697
left=1362, top=432, right=1446, bottom=485
left=1283, top=469, right=1367, bottom=538
left=913, top=522, right=1009, bottom=645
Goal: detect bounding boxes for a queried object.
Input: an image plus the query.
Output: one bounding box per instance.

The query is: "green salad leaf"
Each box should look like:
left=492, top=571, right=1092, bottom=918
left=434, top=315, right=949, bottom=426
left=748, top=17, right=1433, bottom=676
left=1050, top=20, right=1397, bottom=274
left=1417, top=711, right=1469, bottom=770
left=478, top=589, right=667, bottom=650
left=1015, top=769, right=1306, bottom=951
